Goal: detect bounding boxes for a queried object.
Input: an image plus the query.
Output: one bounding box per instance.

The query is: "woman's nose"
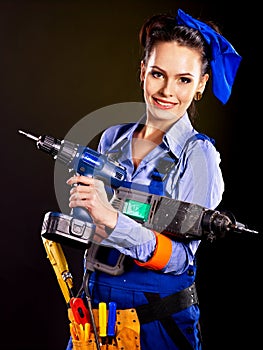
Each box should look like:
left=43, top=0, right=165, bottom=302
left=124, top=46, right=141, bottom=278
left=160, top=79, right=174, bottom=97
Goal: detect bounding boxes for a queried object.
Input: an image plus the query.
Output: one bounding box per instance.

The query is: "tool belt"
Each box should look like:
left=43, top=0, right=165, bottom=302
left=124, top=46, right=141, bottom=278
left=137, top=282, right=199, bottom=350
left=70, top=308, right=140, bottom=350
left=70, top=282, right=198, bottom=350
left=136, top=282, right=198, bottom=324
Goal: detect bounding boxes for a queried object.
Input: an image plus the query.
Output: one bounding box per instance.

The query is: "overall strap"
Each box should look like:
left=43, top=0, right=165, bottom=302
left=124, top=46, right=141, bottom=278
left=190, top=132, right=215, bottom=145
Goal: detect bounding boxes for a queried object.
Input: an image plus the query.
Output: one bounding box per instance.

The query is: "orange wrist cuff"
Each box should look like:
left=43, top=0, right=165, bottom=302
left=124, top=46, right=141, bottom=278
left=134, top=231, right=172, bottom=270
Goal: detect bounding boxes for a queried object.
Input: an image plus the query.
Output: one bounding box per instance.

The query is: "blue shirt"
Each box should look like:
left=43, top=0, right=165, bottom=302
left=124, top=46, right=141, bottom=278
left=97, top=112, right=224, bottom=275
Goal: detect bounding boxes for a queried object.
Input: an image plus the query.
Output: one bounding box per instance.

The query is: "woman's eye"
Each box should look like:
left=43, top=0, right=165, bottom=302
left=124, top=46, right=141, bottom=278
left=180, top=77, right=191, bottom=84
left=151, top=71, right=164, bottom=78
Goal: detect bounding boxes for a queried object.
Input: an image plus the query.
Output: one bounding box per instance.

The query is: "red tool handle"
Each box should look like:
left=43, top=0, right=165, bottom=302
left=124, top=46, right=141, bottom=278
left=70, top=297, right=90, bottom=325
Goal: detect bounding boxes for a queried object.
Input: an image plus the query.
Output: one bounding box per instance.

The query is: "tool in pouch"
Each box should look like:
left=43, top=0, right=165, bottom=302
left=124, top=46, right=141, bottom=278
left=42, top=233, right=141, bottom=350
left=40, top=182, right=140, bottom=349
left=41, top=237, right=97, bottom=348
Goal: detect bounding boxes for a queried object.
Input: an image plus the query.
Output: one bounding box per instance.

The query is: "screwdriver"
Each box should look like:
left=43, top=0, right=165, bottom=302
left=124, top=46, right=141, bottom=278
left=107, top=302, right=117, bottom=344
left=99, top=302, right=107, bottom=345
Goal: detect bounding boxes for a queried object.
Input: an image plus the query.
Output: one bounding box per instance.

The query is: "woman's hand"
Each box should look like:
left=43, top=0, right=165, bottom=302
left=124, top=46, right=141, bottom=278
left=67, top=175, right=118, bottom=229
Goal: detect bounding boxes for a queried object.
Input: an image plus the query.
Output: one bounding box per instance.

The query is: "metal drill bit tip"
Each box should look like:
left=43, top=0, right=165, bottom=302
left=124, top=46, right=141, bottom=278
left=231, top=223, right=259, bottom=235
left=18, top=130, right=39, bottom=141
left=242, top=228, right=259, bottom=235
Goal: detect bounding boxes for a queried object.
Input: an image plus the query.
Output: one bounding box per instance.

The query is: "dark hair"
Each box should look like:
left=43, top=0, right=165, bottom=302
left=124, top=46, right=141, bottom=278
left=139, top=14, right=219, bottom=123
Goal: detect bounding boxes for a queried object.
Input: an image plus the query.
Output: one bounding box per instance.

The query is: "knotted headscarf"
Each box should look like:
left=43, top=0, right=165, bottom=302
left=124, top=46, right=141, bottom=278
left=176, top=9, right=242, bottom=104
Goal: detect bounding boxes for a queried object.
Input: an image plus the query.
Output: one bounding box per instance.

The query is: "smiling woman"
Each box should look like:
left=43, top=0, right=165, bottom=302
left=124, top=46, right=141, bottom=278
left=140, top=41, right=209, bottom=129
left=65, top=8, right=242, bottom=350
left=142, top=41, right=207, bottom=100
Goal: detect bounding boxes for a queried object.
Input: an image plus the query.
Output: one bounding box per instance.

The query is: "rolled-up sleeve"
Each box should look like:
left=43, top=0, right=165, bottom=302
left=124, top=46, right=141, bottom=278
left=101, top=212, right=197, bottom=275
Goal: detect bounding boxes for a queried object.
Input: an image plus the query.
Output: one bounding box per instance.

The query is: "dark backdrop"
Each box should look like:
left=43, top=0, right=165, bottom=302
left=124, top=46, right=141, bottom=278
left=0, top=1, right=261, bottom=349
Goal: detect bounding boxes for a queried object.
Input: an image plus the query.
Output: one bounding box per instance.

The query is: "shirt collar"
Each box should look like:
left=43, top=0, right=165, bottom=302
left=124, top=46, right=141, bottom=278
left=111, top=112, right=195, bottom=159
left=163, top=112, right=196, bottom=159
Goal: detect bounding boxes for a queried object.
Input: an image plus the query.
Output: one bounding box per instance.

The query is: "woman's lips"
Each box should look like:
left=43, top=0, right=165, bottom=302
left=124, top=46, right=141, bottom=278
left=152, top=97, right=176, bottom=109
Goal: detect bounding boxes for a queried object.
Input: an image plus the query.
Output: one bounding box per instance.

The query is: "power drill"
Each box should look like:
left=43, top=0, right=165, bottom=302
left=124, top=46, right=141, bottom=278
left=18, top=130, right=127, bottom=188
left=19, top=130, right=259, bottom=249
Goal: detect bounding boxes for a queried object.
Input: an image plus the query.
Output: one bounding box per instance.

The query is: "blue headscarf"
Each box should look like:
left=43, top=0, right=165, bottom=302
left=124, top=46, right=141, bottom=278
left=176, top=9, right=242, bottom=104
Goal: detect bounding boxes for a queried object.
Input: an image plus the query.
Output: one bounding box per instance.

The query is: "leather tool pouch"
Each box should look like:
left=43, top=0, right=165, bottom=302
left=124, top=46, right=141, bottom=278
left=70, top=308, right=141, bottom=350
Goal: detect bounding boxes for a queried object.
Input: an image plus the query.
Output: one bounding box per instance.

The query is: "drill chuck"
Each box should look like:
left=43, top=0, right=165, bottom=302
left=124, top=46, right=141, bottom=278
left=37, top=135, right=62, bottom=158
left=201, top=210, right=232, bottom=241
left=18, top=130, right=62, bottom=158
left=56, top=140, right=79, bottom=166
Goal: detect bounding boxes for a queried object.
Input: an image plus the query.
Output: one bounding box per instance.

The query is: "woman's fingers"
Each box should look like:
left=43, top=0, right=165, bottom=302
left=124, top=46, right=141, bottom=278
left=66, top=175, right=118, bottom=228
left=67, top=175, right=94, bottom=186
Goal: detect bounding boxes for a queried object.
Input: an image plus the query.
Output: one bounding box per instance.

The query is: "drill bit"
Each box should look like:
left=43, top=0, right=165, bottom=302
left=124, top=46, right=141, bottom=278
left=18, top=130, right=39, bottom=142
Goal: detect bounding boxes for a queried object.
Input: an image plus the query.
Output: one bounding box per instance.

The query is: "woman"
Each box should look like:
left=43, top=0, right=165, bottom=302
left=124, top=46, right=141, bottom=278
left=66, top=8, right=241, bottom=350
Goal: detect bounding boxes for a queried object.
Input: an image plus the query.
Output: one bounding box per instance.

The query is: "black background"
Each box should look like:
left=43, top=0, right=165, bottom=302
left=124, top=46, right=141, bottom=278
left=0, top=1, right=261, bottom=349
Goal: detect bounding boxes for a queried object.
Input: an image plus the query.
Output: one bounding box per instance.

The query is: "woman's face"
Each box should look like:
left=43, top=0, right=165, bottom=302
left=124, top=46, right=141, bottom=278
left=141, top=41, right=209, bottom=123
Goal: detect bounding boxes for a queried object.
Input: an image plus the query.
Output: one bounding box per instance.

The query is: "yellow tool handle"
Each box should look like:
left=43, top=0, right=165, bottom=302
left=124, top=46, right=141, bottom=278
left=42, top=237, right=73, bottom=303
left=99, top=302, right=107, bottom=337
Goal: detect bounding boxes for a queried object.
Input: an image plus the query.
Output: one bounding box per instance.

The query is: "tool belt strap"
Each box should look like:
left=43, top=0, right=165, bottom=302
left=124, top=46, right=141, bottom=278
left=136, top=282, right=198, bottom=324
